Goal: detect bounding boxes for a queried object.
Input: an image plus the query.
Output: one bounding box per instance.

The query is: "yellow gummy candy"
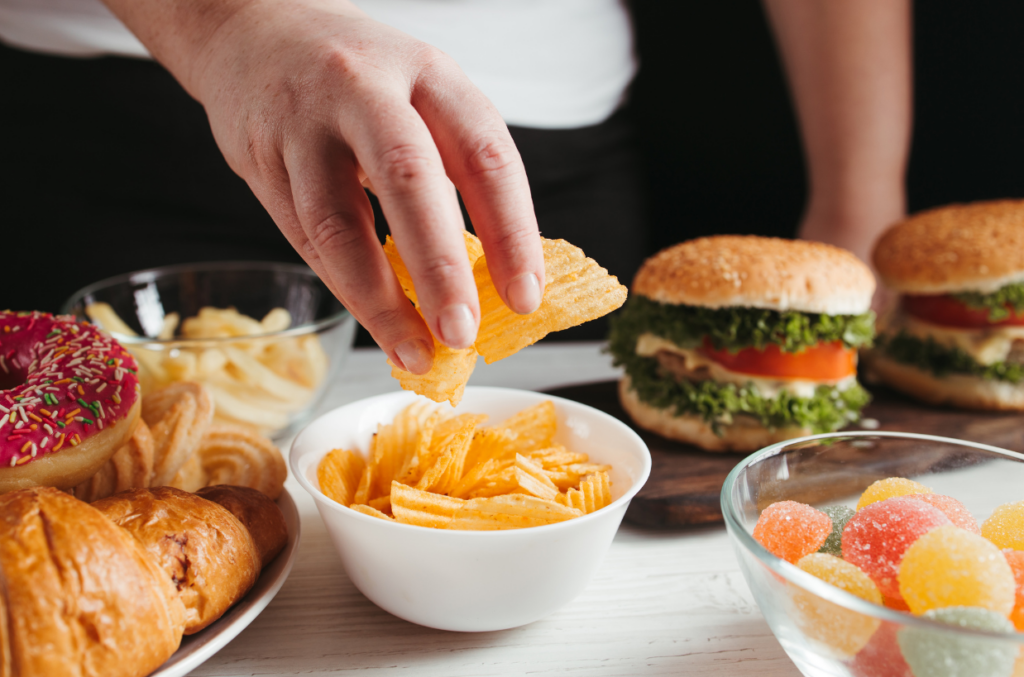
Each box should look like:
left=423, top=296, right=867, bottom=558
left=857, top=477, right=932, bottom=511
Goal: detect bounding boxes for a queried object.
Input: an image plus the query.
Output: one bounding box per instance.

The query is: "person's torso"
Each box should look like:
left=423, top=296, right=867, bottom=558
left=0, top=0, right=635, bottom=128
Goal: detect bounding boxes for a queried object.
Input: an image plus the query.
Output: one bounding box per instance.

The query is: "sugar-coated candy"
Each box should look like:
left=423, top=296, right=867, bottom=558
left=898, top=525, right=1015, bottom=616
left=753, top=500, right=832, bottom=564
left=792, top=553, right=881, bottom=657
left=857, top=477, right=932, bottom=511
left=848, top=622, right=913, bottom=677
left=983, top=501, right=1024, bottom=551
left=907, top=493, right=980, bottom=534
left=1003, top=550, right=1024, bottom=631
left=818, top=505, right=855, bottom=557
left=897, top=606, right=1016, bottom=677
left=842, top=496, right=950, bottom=599
left=798, top=553, right=881, bottom=604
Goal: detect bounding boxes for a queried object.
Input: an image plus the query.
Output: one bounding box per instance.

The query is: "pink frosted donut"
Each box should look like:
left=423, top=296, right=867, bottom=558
left=0, top=310, right=141, bottom=493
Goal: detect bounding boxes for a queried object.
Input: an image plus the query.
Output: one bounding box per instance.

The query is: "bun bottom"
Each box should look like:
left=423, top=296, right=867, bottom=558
left=866, top=352, right=1024, bottom=411
left=618, top=377, right=812, bottom=453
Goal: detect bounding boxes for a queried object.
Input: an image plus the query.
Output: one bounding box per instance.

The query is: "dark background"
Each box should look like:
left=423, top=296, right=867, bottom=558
left=3, top=0, right=1024, bottom=342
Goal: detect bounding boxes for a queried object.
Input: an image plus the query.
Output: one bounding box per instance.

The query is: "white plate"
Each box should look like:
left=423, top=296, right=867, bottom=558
left=151, top=488, right=301, bottom=677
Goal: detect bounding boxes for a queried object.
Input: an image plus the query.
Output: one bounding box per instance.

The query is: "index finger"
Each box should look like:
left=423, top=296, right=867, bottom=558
left=344, top=95, right=481, bottom=351
left=412, top=62, right=545, bottom=316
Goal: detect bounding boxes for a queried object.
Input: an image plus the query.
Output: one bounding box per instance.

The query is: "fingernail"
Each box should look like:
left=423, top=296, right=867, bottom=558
left=394, top=338, right=433, bottom=375
left=438, top=304, right=477, bottom=349
left=506, top=273, right=541, bottom=314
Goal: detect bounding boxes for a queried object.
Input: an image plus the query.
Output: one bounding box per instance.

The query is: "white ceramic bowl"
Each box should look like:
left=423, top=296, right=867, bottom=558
left=291, top=387, right=651, bottom=632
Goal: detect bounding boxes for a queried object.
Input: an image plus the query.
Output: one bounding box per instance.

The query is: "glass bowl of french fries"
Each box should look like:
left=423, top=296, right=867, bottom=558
left=290, top=387, right=652, bottom=632
left=62, top=261, right=356, bottom=439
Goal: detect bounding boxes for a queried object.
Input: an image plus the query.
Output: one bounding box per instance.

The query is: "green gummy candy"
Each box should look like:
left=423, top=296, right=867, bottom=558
left=817, top=505, right=855, bottom=557
left=897, top=606, right=1016, bottom=677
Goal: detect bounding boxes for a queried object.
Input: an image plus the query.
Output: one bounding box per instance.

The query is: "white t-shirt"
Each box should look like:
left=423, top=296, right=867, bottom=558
left=0, top=0, right=636, bottom=129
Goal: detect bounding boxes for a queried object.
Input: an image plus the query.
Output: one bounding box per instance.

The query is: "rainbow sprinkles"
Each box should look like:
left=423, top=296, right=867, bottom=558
left=0, top=310, right=141, bottom=467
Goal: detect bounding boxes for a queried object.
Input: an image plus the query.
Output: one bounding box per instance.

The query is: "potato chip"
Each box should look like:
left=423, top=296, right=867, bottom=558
left=388, top=337, right=477, bottom=407
left=514, top=454, right=559, bottom=501
left=493, top=400, right=557, bottom=454
left=447, top=494, right=583, bottom=531
left=391, top=481, right=464, bottom=528
left=473, top=238, right=627, bottom=363
left=349, top=503, right=395, bottom=521
left=450, top=458, right=498, bottom=499
left=352, top=464, right=375, bottom=505
left=384, top=231, right=484, bottom=308
left=318, top=449, right=366, bottom=507
left=318, top=401, right=615, bottom=531
left=527, top=445, right=589, bottom=469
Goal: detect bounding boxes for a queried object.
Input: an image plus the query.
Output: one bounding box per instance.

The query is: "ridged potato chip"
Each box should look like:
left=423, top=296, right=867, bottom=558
left=383, top=231, right=485, bottom=307
left=317, top=448, right=366, bottom=507
left=473, top=239, right=627, bottom=363
left=388, top=338, right=477, bottom=407
left=319, top=400, right=615, bottom=530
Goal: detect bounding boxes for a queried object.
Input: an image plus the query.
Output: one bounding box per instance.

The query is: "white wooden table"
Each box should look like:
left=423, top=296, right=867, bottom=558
left=192, top=343, right=801, bottom=677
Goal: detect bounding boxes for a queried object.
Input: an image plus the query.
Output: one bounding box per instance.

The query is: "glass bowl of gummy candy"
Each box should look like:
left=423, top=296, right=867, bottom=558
left=721, top=431, right=1024, bottom=677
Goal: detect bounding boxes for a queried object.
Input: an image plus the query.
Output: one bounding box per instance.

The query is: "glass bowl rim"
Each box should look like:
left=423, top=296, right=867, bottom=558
left=720, top=429, right=1024, bottom=639
left=60, top=260, right=352, bottom=346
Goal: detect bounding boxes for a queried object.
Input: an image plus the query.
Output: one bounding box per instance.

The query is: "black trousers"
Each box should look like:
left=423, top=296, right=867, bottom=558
left=1, top=43, right=647, bottom=341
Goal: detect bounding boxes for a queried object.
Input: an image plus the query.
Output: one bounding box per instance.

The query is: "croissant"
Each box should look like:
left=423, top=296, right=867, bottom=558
left=0, top=484, right=288, bottom=675
left=0, top=487, right=186, bottom=677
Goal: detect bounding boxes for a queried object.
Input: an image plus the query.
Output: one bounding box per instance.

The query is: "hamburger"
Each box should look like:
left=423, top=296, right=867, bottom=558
left=608, top=235, right=875, bottom=452
left=868, top=199, right=1024, bottom=410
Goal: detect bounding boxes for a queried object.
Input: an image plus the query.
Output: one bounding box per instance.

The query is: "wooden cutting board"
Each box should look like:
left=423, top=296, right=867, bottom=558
left=544, top=380, right=1024, bottom=528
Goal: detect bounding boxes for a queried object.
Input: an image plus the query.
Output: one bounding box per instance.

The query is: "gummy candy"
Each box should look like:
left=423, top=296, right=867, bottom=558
left=753, top=500, right=831, bottom=564
left=1003, top=550, right=1024, bottom=631
left=897, top=606, right=1016, bottom=677
left=848, top=622, right=913, bottom=677
left=857, top=477, right=931, bottom=511
left=898, top=525, right=1015, bottom=616
left=792, top=553, right=881, bottom=657
left=817, top=505, right=855, bottom=557
left=983, top=501, right=1024, bottom=551
left=798, top=553, right=881, bottom=604
left=842, top=496, right=950, bottom=600
left=907, top=493, right=980, bottom=534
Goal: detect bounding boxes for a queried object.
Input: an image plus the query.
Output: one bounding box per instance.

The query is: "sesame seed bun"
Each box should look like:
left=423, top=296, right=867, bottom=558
left=864, top=351, right=1024, bottom=411
left=873, top=200, right=1024, bottom=295
left=619, top=378, right=812, bottom=453
left=634, top=236, right=875, bottom=315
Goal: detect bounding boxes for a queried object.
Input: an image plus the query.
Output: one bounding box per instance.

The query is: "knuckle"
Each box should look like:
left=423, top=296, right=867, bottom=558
left=376, top=144, right=438, bottom=191
left=305, top=212, right=363, bottom=255
left=462, top=137, right=521, bottom=182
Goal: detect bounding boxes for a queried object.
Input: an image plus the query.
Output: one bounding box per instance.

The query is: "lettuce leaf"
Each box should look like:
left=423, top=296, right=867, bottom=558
left=879, top=331, right=1024, bottom=383
left=953, top=283, right=1024, bottom=322
left=608, top=296, right=874, bottom=355
left=616, top=350, right=870, bottom=434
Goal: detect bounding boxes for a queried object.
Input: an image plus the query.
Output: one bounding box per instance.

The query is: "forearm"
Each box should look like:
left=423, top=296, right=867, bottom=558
left=763, top=0, right=912, bottom=260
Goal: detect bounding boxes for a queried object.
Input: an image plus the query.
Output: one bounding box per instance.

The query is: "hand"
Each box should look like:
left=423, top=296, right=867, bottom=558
left=111, top=0, right=545, bottom=373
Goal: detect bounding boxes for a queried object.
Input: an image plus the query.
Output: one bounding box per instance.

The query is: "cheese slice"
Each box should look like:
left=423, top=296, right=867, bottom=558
left=635, top=333, right=855, bottom=399
left=885, top=312, right=1024, bottom=366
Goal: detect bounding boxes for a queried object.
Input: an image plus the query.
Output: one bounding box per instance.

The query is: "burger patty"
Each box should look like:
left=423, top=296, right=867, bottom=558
left=655, top=349, right=713, bottom=383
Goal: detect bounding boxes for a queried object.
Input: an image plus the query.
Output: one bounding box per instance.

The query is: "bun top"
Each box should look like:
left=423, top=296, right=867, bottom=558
left=633, top=235, right=875, bottom=315
left=873, top=200, right=1024, bottom=294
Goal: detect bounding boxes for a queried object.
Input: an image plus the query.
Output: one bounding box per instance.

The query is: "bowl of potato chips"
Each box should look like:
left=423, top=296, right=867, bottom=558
left=291, top=387, right=652, bottom=632
left=63, top=261, right=356, bottom=439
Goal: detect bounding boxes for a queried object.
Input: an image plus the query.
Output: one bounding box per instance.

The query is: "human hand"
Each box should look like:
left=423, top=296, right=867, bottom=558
left=130, top=0, right=545, bottom=373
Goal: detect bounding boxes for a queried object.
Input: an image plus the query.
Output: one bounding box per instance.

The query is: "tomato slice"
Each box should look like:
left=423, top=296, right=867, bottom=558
left=698, top=339, right=857, bottom=381
left=902, top=294, right=1024, bottom=328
